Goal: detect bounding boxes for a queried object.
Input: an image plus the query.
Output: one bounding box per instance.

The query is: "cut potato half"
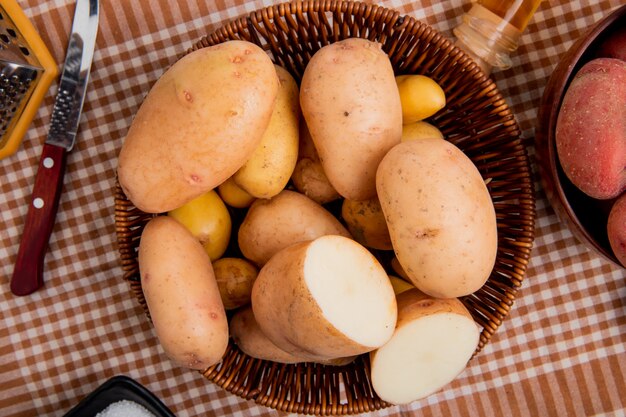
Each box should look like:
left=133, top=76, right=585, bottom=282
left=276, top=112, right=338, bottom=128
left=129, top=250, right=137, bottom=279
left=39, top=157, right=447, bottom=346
left=252, top=235, right=397, bottom=360
left=370, top=289, right=479, bottom=404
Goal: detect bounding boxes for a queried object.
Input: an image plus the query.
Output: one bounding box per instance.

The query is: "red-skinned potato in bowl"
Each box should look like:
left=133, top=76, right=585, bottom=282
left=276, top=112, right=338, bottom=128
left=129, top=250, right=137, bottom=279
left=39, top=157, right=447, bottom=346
left=607, top=193, right=626, bottom=267
left=555, top=58, right=626, bottom=200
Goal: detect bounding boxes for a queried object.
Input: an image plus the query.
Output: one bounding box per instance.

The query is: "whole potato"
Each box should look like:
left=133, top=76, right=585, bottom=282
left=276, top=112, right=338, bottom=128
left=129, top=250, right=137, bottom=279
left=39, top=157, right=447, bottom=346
left=395, top=75, right=446, bottom=124
left=291, top=120, right=341, bottom=204
left=117, top=40, right=279, bottom=213
left=402, top=121, right=444, bottom=141
left=168, top=190, right=231, bottom=261
left=138, top=216, right=228, bottom=370
left=213, top=257, right=258, bottom=310
left=607, top=194, right=626, bottom=267
left=231, top=307, right=357, bottom=366
left=376, top=138, right=498, bottom=298
left=233, top=65, right=300, bottom=199
left=300, top=38, right=402, bottom=201
left=238, top=190, right=351, bottom=266
left=556, top=58, right=626, bottom=199
left=217, top=177, right=255, bottom=209
left=597, top=26, right=626, bottom=61
left=341, top=197, right=393, bottom=250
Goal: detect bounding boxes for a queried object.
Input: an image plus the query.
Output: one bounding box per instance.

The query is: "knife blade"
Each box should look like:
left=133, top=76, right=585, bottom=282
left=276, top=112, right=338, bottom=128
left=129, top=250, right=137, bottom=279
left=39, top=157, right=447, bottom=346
left=10, top=0, right=99, bottom=296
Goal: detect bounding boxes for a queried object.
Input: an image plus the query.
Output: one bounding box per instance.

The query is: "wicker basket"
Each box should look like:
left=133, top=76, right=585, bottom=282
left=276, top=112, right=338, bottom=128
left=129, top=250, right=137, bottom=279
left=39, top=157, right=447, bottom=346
left=114, top=1, right=535, bottom=414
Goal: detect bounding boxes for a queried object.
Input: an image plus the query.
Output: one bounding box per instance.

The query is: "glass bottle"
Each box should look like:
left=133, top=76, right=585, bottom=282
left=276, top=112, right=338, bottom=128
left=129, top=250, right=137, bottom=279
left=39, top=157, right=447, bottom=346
left=453, top=0, right=543, bottom=74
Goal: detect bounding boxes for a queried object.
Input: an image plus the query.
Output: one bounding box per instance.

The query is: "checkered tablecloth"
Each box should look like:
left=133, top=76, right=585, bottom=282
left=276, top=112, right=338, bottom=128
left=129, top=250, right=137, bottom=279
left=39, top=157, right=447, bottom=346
left=1, top=0, right=624, bottom=416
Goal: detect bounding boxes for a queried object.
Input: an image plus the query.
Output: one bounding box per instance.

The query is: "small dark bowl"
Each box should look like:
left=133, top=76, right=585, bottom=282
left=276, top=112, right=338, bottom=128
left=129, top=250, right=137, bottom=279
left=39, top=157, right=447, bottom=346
left=535, top=4, right=626, bottom=267
left=63, top=375, right=175, bottom=417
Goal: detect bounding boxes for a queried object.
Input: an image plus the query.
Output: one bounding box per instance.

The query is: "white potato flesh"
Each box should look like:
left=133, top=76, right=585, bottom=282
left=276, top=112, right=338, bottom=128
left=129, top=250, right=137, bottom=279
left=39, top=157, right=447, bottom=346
left=371, top=312, right=479, bottom=404
left=305, top=236, right=396, bottom=349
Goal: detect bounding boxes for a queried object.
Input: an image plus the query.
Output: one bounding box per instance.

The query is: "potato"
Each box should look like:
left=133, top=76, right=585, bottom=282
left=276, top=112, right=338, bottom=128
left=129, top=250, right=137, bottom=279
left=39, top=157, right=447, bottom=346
left=230, top=306, right=356, bottom=366
left=341, top=197, right=392, bottom=250
left=291, top=120, right=341, bottom=204
left=238, top=190, right=351, bottom=266
left=117, top=40, right=279, bottom=213
left=396, top=75, right=446, bottom=124
left=230, top=306, right=305, bottom=364
left=213, top=257, right=258, bottom=310
left=402, top=120, right=444, bottom=141
left=376, top=138, right=498, bottom=298
left=300, top=38, right=402, bottom=201
left=370, top=289, right=479, bottom=404
left=252, top=235, right=397, bottom=360
left=138, top=216, right=228, bottom=370
left=608, top=194, right=626, bottom=267
left=390, top=256, right=410, bottom=282
left=555, top=58, right=626, bottom=199
left=233, top=65, right=300, bottom=198
left=217, top=177, right=255, bottom=208
left=168, top=190, right=231, bottom=261
left=597, top=26, right=626, bottom=61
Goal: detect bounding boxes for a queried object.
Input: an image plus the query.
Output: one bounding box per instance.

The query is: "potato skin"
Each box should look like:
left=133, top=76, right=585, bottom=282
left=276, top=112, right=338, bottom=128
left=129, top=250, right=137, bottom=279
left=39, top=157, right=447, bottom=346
left=291, top=120, right=341, bottom=204
left=607, top=194, right=626, bottom=267
left=233, top=65, right=300, bottom=199
left=138, top=216, right=228, bottom=370
left=118, top=40, right=279, bottom=213
left=555, top=58, right=626, bottom=199
left=300, top=38, right=402, bottom=201
left=231, top=307, right=358, bottom=365
left=238, top=190, right=351, bottom=266
left=230, top=306, right=306, bottom=364
left=376, top=139, right=497, bottom=298
left=213, top=257, right=258, bottom=310
left=251, top=238, right=393, bottom=360
left=341, top=197, right=393, bottom=250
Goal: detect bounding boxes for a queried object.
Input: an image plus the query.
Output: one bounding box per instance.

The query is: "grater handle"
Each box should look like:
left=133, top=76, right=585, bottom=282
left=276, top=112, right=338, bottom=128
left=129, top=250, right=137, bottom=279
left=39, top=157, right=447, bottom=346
left=10, top=143, right=67, bottom=296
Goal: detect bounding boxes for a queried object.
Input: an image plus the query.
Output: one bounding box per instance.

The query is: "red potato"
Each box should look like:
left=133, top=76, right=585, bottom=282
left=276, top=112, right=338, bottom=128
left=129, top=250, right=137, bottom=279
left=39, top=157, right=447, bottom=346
left=607, top=193, right=626, bottom=267
left=597, top=26, right=626, bottom=61
left=251, top=235, right=397, bottom=361
left=555, top=58, right=626, bottom=199
left=370, top=289, right=480, bottom=404
left=138, top=216, right=228, bottom=370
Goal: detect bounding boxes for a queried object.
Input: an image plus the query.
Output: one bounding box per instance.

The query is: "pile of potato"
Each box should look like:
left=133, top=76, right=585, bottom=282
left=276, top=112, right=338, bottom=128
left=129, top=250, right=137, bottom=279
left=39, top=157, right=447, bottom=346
left=117, top=38, right=499, bottom=405
left=554, top=29, right=626, bottom=267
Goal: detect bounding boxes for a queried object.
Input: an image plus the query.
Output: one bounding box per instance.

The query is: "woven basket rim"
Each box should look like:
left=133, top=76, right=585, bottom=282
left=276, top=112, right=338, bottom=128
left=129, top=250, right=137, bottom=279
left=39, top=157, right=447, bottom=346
left=114, top=1, right=536, bottom=414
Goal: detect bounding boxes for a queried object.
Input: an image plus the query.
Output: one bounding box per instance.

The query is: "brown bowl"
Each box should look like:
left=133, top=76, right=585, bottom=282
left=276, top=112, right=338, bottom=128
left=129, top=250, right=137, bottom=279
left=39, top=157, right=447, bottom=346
left=535, top=4, right=626, bottom=267
left=115, top=1, right=536, bottom=414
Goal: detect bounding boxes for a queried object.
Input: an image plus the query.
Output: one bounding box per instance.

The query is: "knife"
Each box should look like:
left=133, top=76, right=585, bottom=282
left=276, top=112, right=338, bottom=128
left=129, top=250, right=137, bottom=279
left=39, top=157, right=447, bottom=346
left=10, top=0, right=99, bottom=296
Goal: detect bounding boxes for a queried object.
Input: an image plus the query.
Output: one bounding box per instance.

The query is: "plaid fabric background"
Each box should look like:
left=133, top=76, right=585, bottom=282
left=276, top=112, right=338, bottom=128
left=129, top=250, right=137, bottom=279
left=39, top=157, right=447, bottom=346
left=0, top=0, right=624, bottom=416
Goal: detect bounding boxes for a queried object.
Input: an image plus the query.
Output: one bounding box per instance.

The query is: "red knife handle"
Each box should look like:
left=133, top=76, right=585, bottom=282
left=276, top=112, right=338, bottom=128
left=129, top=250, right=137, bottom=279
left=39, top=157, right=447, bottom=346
left=10, top=144, right=68, bottom=296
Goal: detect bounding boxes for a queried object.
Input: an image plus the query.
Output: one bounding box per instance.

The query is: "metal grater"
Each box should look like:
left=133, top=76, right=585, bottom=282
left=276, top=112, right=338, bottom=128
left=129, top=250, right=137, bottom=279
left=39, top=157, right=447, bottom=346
left=0, top=0, right=57, bottom=160
left=0, top=60, right=40, bottom=146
